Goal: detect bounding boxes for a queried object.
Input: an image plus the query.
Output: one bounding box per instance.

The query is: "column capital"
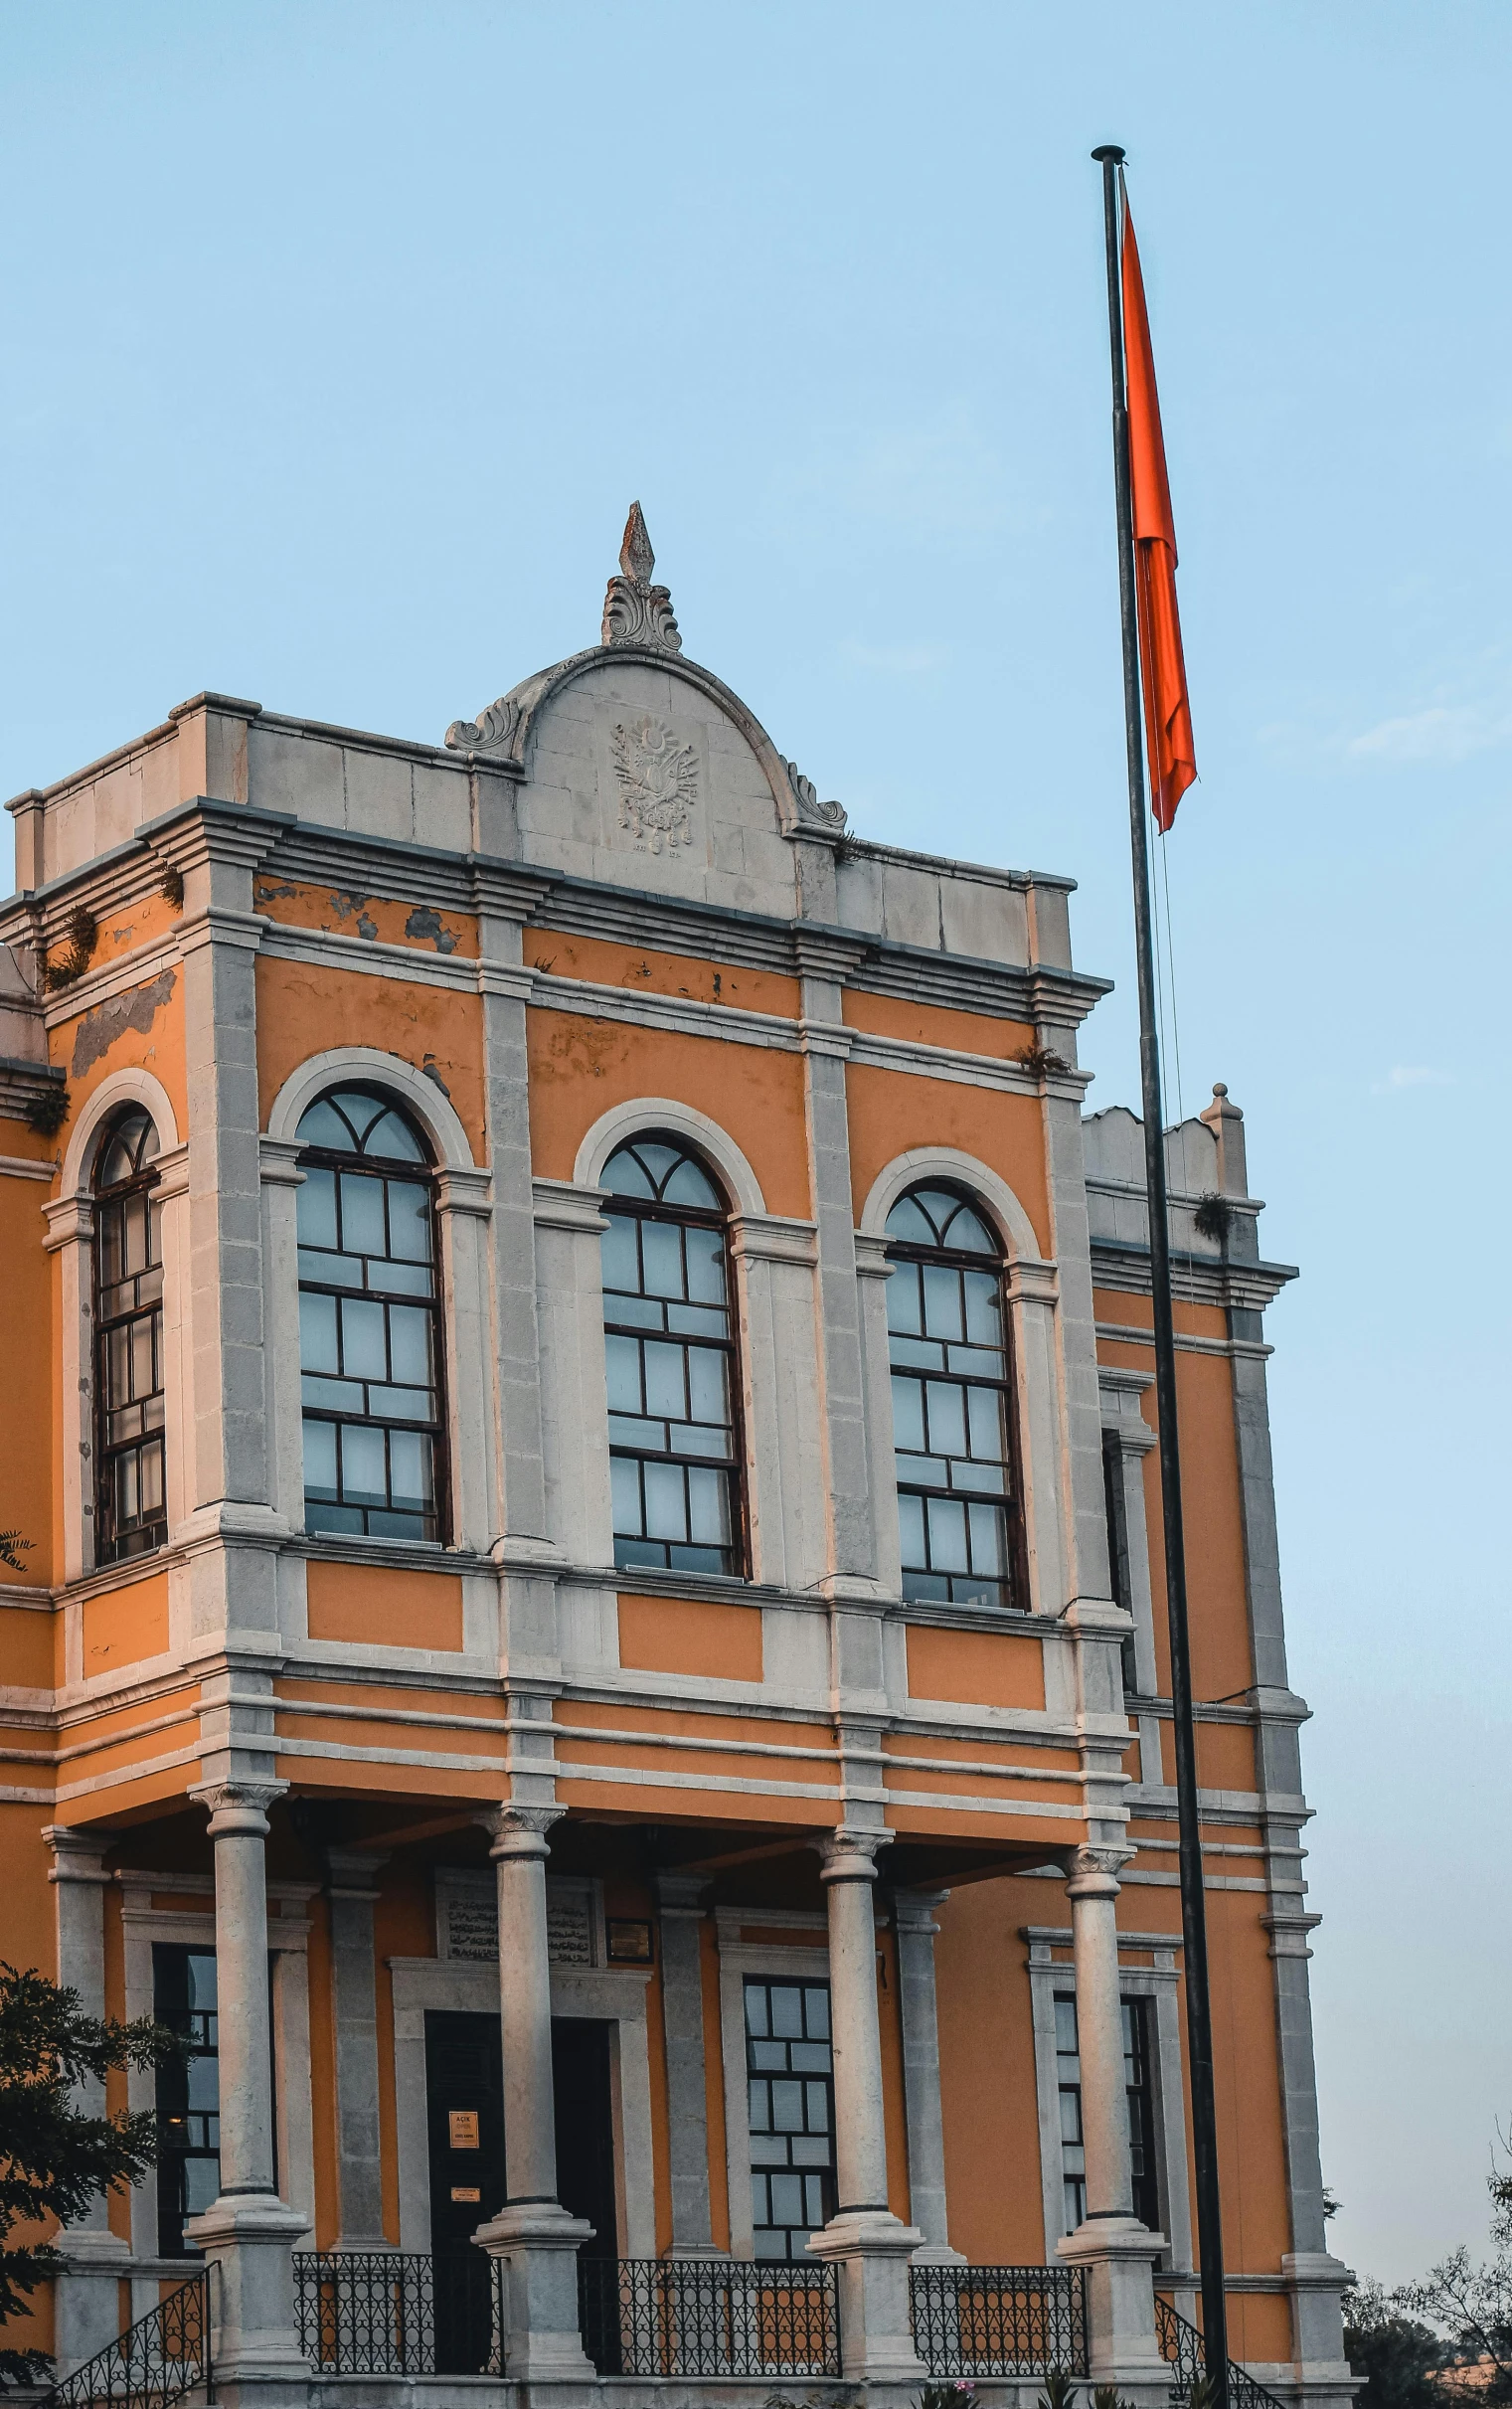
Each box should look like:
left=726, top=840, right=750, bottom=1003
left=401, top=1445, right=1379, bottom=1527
left=190, top=1778, right=287, bottom=1838
left=478, top=1803, right=566, bottom=1863
left=325, top=1847, right=389, bottom=1902
left=815, top=1827, right=886, bottom=1885
left=43, top=1825, right=112, bottom=1882
left=654, top=1871, right=711, bottom=1916
left=1066, top=1841, right=1134, bottom=1899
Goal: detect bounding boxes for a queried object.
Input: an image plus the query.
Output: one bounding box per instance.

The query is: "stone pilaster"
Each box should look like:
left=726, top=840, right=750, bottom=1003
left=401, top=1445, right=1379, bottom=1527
left=325, top=1850, right=391, bottom=2251
left=44, top=1828, right=131, bottom=2373
left=655, top=1875, right=722, bottom=2257
left=893, top=1891, right=960, bottom=2260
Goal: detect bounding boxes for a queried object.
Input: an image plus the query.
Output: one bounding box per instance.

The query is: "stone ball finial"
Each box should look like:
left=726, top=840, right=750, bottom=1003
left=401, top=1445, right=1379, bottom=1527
left=1212, top=1082, right=1228, bottom=1098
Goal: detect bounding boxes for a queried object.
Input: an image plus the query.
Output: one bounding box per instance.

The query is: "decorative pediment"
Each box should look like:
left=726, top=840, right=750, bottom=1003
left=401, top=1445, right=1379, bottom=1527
left=780, top=758, right=846, bottom=833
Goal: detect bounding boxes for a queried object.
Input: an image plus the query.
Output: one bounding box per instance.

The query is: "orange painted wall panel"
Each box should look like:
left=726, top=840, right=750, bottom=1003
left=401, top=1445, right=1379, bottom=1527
left=617, top=1593, right=762, bottom=1683
left=905, top=1625, right=1046, bottom=1711
left=0, top=1607, right=54, bottom=1688
left=254, top=876, right=480, bottom=960
left=525, top=929, right=800, bottom=1021
left=255, top=954, right=486, bottom=1159
left=96, top=892, right=183, bottom=964
left=82, top=1574, right=169, bottom=1676
left=0, top=1157, right=53, bottom=1588
left=842, top=987, right=1035, bottom=1063
left=305, top=1559, right=464, bottom=1652
left=933, top=1872, right=1053, bottom=2264
left=845, top=1062, right=1053, bottom=1256
left=526, top=1012, right=811, bottom=1217
left=50, top=966, right=188, bottom=1135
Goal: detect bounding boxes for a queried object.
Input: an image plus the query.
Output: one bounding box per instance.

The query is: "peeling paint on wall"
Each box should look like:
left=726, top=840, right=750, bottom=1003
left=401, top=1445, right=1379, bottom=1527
left=71, top=967, right=177, bottom=1077
left=404, top=907, right=460, bottom=954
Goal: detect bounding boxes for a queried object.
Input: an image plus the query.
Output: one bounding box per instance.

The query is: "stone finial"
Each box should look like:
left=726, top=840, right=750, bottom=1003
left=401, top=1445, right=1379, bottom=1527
left=1199, top=1080, right=1249, bottom=1198
left=602, top=502, right=683, bottom=653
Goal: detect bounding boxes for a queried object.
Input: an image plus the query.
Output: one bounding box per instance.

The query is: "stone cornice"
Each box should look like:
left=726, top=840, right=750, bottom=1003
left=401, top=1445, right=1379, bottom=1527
left=1091, top=1237, right=1297, bottom=1312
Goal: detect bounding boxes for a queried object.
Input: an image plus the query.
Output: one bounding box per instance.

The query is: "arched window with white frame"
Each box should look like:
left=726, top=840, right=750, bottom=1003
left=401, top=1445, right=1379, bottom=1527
left=599, top=1134, right=744, bottom=1577
left=92, top=1108, right=167, bottom=1562
left=293, top=1086, right=446, bottom=1541
left=884, top=1182, right=1025, bottom=1610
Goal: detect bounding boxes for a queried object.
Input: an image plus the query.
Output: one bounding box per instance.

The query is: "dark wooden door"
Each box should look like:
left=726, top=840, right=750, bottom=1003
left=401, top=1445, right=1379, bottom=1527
left=551, top=2017, right=618, bottom=2259
left=423, top=2011, right=505, bottom=2372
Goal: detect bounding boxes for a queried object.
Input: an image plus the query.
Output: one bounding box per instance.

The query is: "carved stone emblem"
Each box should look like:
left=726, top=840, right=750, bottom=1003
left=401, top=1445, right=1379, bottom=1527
left=602, top=502, right=683, bottom=653
left=611, top=713, right=699, bottom=854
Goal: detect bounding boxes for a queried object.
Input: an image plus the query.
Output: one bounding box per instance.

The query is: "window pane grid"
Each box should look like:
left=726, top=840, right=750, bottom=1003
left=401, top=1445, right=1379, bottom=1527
left=295, top=1091, right=445, bottom=1542
left=1054, top=1990, right=1160, bottom=2235
left=93, top=1116, right=168, bottom=1564
left=885, top=1187, right=1020, bottom=1611
left=601, top=1140, right=742, bottom=1577
left=745, top=1979, right=835, bottom=2259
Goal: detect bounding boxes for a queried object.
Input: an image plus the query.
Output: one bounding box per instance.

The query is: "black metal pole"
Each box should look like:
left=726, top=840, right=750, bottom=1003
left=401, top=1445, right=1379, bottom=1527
left=1091, top=141, right=1230, bottom=2403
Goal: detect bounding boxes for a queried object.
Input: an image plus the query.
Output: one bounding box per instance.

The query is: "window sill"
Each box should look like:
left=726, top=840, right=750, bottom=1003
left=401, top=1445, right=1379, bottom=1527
left=290, top=1531, right=491, bottom=1576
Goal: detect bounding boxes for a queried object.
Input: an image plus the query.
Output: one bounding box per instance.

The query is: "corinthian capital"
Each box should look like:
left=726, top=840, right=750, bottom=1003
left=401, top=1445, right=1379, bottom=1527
left=477, top=1803, right=567, bottom=1863
left=814, top=1827, right=886, bottom=1885
left=1066, top=1840, right=1136, bottom=1898
left=188, top=1778, right=288, bottom=1839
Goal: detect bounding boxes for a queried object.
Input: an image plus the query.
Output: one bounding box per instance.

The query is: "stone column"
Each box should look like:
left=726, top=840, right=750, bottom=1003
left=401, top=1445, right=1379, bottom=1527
left=655, top=1876, right=721, bottom=2258
left=44, top=1828, right=131, bottom=2373
left=185, top=1782, right=307, bottom=2400
left=893, top=1891, right=959, bottom=2261
left=1056, top=1845, right=1166, bottom=2388
left=325, top=1851, right=390, bottom=2251
left=472, top=1807, right=593, bottom=2379
left=806, top=1831, right=924, bottom=2384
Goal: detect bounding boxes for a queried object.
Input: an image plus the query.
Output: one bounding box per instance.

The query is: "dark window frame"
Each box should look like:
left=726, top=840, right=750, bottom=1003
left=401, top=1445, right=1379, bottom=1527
left=92, top=1109, right=168, bottom=1564
left=600, top=1134, right=750, bottom=1580
left=1053, top=1986, right=1162, bottom=2236
left=294, top=1085, right=450, bottom=1544
left=744, top=1975, right=836, bottom=2261
left=153, top=1943, right=220, bottom=2257
left=1101, top=1427, right=1139, bottom=1698
left=884, top=1182, right=1029, bottom=1612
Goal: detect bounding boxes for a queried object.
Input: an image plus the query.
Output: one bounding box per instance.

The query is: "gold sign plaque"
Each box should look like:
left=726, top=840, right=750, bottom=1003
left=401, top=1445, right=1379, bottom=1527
left=448, top=2110, right=479, bottom=2150
left=450, top=2185, right=481, bottom=2203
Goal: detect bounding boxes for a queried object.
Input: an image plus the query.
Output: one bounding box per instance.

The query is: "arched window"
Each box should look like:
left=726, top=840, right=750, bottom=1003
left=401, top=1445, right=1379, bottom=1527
left=884, top=1183, right=1023, bottom=1610
left=599, top=1135, right=743, bottom=1576
left=294, top=1087, right=444, bottom=1541
left=93, top=1109, right=166, bottom=1562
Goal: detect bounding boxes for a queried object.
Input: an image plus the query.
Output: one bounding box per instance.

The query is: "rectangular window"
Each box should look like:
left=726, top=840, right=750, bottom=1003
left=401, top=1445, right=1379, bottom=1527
left=154, top=1946, right=220, bottom=2256
left=887, top=1253, right=1016, bottom=1608
left=1053, top=1990, right=1160, bottom=2235
left=1101, top=1429, right=1138, bottom=1697
left=297, top=1160, right=442, bottom=1540
left=95, top=1187, right=167, bottom=1561
left=602, top=1207, right=739, bottom=1575
left=745, top=1978, right=835, bottom=2260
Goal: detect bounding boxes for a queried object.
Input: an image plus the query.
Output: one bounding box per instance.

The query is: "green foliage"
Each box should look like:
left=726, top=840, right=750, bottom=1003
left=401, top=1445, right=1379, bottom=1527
left=917, top=2385, right=979, bottom=2409
left=1091, top=2385, right=1136, bottom=2409
left=23, top=1087, right=70, bottom=1140
left=1342, top=2281, right=1446, bottom=2409
left=0, top=1964, right=181, bottom=2388
left=1037, top=2368, right=1081, bottom=2409
left=1391, top=2131, right=1512, bottom=2404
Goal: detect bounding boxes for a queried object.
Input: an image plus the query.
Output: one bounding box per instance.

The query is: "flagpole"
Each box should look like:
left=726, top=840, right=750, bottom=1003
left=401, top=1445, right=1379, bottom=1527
left=1091, top=141, right=1230, bottom=2404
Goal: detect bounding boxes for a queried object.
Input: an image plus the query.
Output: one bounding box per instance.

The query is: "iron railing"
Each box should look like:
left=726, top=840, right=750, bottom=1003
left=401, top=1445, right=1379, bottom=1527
left=910, top=2262, right=1088, bottom=2377
left=46, top=2271, right=210, bottom=2409
left=1156, top=2292, right=1290, bottom=2409
left=578, top=2256, right=842, bottom=2378
left=293, top=2249, right=500, bottom=2378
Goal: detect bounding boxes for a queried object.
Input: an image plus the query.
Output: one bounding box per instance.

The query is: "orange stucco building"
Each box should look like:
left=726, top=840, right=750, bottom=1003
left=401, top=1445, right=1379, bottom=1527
left=0, top=512, right=1350, bottom=2409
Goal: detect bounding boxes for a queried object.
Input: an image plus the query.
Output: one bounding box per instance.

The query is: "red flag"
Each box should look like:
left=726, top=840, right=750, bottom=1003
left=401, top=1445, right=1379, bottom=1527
left=1121, top=188, right=1197, bottom=830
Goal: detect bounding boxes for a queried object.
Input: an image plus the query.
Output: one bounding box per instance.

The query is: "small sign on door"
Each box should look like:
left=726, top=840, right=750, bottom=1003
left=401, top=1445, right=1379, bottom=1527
left=450, top=2186, right=481, bottom=2203
left=448, top=2110, right=480, bottom=2150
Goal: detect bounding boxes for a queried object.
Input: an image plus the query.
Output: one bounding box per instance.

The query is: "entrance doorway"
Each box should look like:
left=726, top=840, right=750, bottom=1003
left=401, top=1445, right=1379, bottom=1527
left=422, top=2010, right=619, bottom=2365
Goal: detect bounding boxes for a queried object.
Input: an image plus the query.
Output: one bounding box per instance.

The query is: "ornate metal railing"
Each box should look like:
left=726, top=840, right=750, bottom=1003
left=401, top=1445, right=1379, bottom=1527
left=293, top=2249, right=500, bottom=2378
left=578, top=2256, right=842, bottom=2378
left=910, top=2262, right=1089, bottom=2377
left=1156, top=2292, right=1290, bottom=2409
left=46, top=2271, right=211, bottom=2409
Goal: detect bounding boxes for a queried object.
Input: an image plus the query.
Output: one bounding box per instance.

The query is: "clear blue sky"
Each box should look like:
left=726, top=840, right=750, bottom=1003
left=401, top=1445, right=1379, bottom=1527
left=3, top=2, right=1507, bottom=2287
